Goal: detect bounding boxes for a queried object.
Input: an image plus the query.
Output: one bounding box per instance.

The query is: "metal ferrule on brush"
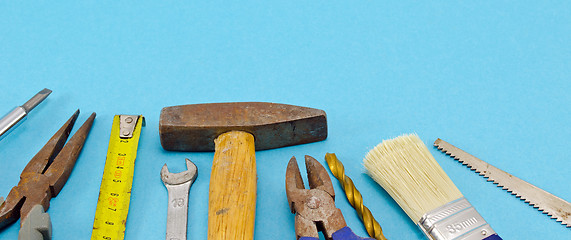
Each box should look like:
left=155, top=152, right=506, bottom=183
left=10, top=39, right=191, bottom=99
left=418, top=198, right=498, bottom=240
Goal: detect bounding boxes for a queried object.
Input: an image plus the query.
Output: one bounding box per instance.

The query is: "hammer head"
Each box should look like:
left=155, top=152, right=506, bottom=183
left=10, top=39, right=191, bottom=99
left=159, top=102, right=327, bottom=151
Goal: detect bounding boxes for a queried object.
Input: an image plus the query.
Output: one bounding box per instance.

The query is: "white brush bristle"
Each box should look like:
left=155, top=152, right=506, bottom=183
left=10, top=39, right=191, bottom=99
left=363, top=133, right=463, bottom=223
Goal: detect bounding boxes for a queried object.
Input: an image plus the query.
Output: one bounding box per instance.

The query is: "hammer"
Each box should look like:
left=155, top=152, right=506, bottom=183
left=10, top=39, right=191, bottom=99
left=159, top=102, right=327, bottom=240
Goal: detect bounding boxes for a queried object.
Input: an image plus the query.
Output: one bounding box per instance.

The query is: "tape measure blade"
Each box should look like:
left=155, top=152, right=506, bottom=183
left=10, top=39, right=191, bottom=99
left=91, top=115, right=143, bottom=240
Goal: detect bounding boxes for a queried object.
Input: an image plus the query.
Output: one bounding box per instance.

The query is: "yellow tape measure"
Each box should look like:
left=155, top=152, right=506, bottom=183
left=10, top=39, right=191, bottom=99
left=91, top=115, right=144, bottom=240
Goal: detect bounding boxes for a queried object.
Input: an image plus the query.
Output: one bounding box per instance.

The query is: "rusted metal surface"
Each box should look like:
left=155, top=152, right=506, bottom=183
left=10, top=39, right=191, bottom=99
left=159, top=102, right=327, bottom=151
left=285, top=155, right=347, bottom=239
left=0, top=110, right=95, bottom=229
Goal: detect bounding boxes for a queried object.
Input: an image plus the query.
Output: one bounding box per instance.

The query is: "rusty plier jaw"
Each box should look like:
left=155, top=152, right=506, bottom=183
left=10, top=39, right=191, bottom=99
left=0, top=110, right=95, bottom=229
left=285, top=155, right=346, bottom=240
left=286, top=156, right=335, bottom=213
left=304, top=155, right=335, bottom=198
left=21, top=110, right=79, bottom=176
left=44, top=112, right=95, bottom=197
left=286, top=156, right=305, bottom=214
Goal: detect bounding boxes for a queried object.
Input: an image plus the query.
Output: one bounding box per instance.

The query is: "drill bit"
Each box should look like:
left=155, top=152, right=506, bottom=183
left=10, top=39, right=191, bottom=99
left=0, top=88, right=52, bottom=140
left=325, top=153, right=388, bottom=240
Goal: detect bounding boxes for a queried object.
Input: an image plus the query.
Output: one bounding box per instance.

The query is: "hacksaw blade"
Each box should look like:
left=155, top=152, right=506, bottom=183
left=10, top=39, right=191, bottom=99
left=434, top=138, right=571, bottom=228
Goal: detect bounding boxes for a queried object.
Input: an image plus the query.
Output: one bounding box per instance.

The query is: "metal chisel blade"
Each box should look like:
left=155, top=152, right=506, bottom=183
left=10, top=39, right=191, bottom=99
left=434, top=138, right=571, bottom=228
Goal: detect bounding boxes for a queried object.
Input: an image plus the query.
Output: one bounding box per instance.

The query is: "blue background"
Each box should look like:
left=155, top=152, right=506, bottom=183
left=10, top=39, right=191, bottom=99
left=1, top=1, right=570, bottom=239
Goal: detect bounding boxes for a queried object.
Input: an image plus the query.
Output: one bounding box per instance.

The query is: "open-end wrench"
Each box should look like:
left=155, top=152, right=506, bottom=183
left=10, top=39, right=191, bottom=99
left=161, top=158, right=198, bottom=240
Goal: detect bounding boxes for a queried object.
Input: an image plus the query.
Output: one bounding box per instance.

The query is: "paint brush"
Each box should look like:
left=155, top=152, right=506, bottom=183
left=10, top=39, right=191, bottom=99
left=363, top=134, right=501, bottom=240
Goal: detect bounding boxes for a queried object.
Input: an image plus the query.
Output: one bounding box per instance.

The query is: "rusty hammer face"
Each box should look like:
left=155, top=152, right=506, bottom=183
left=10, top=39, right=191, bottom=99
left=159, top=102, right=327, bottom=239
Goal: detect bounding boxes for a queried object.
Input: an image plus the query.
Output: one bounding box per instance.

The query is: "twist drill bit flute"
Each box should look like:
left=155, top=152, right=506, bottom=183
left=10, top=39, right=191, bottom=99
left=0, top=88, right=52, bottom=140
left=325, top=153, right=388, bottom=240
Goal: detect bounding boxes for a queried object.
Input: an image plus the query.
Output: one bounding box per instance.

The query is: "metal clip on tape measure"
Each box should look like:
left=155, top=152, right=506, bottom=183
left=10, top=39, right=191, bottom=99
left=91, top=115, right=145, bottom=240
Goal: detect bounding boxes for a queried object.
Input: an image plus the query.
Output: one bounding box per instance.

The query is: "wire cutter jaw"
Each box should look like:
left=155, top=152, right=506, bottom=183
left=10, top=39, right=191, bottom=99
left=0, top=110, right=95, bottom=229
left=287, top=155, right=358, bottom=240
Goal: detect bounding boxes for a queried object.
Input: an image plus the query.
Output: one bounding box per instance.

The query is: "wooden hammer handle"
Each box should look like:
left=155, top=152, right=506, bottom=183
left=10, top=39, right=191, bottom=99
left=208, top=131, right=257, bottom=240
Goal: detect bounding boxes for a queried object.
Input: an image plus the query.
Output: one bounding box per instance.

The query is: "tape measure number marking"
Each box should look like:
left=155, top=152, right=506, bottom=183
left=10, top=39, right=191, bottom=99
left=91, top=115, right=144, bottom=240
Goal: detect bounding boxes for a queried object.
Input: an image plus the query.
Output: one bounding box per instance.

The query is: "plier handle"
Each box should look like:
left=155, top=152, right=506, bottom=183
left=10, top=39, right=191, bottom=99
left=286, top=155, right=373, bottom=240
left=0, top=110, right=95, bottom=236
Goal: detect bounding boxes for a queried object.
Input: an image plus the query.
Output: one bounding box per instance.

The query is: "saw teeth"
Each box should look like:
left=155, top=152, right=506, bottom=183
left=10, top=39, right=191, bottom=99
left=435, top=141, right=571, bottom=228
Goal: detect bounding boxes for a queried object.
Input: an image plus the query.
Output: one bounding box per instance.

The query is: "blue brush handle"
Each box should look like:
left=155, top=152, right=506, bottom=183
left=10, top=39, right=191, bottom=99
left=298, top=226, right=373, bottom=240
left=484, top=234, right=502, bottom=240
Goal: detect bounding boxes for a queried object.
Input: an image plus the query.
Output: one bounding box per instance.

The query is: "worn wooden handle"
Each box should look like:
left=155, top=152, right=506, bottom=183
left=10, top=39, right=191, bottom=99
left=208, top=131, right=257, bottom=240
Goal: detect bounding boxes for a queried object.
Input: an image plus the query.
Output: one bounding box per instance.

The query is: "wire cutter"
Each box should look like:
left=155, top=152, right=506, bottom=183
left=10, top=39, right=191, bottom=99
left=286, top=155, right=374, bottom=240
left=0, top=110, right=95, bottom=239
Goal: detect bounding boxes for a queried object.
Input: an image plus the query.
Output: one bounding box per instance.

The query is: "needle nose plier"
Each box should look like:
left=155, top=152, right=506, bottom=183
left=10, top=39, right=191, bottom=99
left=0, top=110, right=95, bottom=239
left=286, top=155, right=374, bottom=240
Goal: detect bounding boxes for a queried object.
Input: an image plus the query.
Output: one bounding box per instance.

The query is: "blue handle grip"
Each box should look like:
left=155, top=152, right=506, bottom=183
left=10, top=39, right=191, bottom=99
left=484, top=234, right=502, bottom=240
left=299, top=227, right=373, bottom=240
left=331, top=226, right=374, bottom=240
